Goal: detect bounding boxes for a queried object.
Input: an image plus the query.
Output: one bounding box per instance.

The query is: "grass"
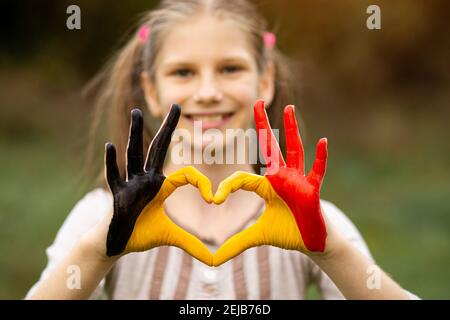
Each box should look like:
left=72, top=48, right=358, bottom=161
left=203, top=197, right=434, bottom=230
left=0, top=134, right=87, bottom=299
left=318, top=144, right=450, bottom=299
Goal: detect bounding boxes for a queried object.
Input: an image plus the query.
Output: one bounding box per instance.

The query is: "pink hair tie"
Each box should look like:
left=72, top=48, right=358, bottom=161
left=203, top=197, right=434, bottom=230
left=138, top=25, right=150, bottom=43
left=263, top=31, right=276, bottom=49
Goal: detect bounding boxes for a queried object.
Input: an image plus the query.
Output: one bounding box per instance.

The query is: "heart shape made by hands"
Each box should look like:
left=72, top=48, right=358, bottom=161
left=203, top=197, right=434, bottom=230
left=123, top=165, right=308, bottom=267
left=120, top=100, right=328, bottom=267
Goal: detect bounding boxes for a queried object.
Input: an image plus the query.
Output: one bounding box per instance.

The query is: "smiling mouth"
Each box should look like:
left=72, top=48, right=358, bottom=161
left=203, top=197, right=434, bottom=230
left=183, top=112, right=235, bottom=129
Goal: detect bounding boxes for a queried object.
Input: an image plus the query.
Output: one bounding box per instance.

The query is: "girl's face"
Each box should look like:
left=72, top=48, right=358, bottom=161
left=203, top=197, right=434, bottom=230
left=141, top=14, right=274, bottom=151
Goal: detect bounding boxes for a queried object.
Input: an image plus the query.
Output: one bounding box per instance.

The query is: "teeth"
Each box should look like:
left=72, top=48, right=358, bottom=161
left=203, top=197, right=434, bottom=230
left=191, top=114, right=224, bottom=122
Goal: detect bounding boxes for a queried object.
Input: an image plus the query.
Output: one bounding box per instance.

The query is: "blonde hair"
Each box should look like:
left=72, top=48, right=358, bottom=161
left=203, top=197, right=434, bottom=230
left=84, top=0, right=297, bottom=188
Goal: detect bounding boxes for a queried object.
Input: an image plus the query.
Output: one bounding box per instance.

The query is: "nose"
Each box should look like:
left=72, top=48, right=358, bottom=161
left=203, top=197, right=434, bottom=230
left=193, top=72, right=223, bottom=105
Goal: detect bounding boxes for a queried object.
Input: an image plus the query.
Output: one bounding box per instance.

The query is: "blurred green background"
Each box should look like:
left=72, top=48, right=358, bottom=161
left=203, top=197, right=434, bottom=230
left=0, top=0, right=449, bottom=299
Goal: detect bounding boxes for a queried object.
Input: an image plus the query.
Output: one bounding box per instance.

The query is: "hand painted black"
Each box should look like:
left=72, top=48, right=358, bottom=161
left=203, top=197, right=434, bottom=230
left=105, top=104, right=181, bottom=256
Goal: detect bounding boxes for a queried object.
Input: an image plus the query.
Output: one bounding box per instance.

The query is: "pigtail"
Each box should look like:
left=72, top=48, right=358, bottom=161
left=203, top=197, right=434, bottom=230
left=82, top=28, right=151, bottom=188
left=267, top=49, right=299, bottom=150
left=253, top=48, right=299, bottom=174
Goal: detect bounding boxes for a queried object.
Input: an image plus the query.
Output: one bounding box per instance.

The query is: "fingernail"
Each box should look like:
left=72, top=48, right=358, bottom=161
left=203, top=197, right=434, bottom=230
left=284, top=105, right=296, bottom=126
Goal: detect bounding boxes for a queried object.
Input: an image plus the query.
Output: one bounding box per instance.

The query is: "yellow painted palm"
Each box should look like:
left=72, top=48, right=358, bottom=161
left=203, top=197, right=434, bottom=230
left=213, top=100, right=328, bottom=266
left=124, top=166, right=214, bottom=265
left=213, top=171, right=309, bottom=266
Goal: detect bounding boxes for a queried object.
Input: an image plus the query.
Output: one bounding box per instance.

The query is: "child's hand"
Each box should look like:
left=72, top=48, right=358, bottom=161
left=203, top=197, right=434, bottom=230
left=103, top=105, right=213, bottom=265
left=213, top=100, right=329, bottom=266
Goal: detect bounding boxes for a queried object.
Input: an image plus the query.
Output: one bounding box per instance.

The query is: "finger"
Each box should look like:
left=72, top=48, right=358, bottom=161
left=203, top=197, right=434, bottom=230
left=254, top=100, right=285, bottom=175
left=213, top=223, right=263, bottom=266
left=307, top=138, right=328, bottom=188
left=162, top=216, right=214, bottom=266
left=125, top=206, right=213, bottom=266
left=105, top=143, right=122, bottom=193
left=163, top=166, right=213, bottom=203
left=145, top=104, right=181, bottom=173
left=284, top=105, right=304, bottom=173
left=126, top=109, right=144, bottom=178
left=213, top=171, right=264, bottom=204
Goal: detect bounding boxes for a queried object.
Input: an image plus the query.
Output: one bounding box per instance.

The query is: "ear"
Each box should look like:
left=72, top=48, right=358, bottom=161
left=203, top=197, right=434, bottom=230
left=141, top=71, right=162, bottom=117
left=258, top=61, right=275, bottom=108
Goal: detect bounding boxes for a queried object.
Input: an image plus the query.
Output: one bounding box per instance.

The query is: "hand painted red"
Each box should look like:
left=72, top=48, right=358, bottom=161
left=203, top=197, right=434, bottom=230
left=254, top=100, right=328, bottom=252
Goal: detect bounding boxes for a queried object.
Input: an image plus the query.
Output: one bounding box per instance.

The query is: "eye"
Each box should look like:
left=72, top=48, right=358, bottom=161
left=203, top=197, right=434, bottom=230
left=171, top=68, right=194, bottom=78
left=221, top=65, right=243, bottom=74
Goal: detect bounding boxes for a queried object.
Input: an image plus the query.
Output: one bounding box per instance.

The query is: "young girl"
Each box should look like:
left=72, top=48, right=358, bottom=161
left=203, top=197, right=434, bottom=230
left=26, top=0, right=418, bottom=300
